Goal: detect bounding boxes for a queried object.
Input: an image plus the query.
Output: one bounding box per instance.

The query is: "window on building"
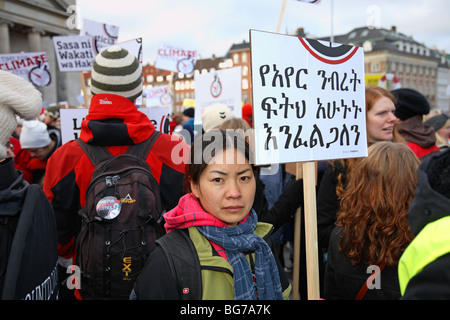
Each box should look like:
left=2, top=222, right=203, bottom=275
left=233, top=53, right=240, bottom=64
left=371, top=62, right=380, bottom=72
left=242, top=52, right=248, bottom=63
left=242, top=79, right=249, bottom=90
left=242, top=66, right=248, bottom=76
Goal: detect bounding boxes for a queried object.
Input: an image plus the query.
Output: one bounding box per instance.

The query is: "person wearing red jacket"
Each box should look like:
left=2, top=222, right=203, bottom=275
left=43, top=47, right=188, bottom=299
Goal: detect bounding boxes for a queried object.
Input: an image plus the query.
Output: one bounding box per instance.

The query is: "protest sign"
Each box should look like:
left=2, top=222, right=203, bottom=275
left=144, top=85, right=172, bottom=107
left=250, top=29, right=366, bottom=300
left=194, top=66, right=242, bottom=126
left=83, top=19, right=119, bottom=54
left=0, top=52, right=51, bottom=87
left=155, top=43, right=198, bottom=74
left=60, top=106, right=170, bottom=144
left=53, top=35, right=96, bottom=72
left=250, top=30, right=367, bottom=165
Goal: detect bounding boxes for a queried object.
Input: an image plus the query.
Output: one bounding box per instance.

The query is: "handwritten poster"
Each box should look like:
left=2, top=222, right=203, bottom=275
left=194, top=66, right=242, bottom=125
left=0, top=52, right=51, bottom=86
left=250, top=30, right=367, bottom=165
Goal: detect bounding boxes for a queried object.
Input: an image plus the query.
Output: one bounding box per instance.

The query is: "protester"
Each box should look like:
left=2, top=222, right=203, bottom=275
left=324, top=141, right=420, bottom=299
left=398, top=148, right=450, bottom=299
left=424, top=113, right=450, bottom=150
left=392, top=88, right=440, bottom=159
left=242, top=103, right=253, bottom=127
left=317, top=86, right=405, bottom=255
left=131, top=130, right=291, bottom=300
left=201, top=103, right=234, bottom=133
left=43, top=104, right=61, bottom=130
left=0, top=70, right=58, bottom=300
left=43, top=46, right=188, bottom=300
left=19, top=119, right=61, bottom=187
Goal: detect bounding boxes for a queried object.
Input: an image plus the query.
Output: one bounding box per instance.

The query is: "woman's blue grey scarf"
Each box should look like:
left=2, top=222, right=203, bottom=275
left=196, top=210, right=283, bottom=300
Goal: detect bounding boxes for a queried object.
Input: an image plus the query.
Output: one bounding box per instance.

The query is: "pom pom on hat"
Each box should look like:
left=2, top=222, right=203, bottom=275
left=20, top=120, right=51, bottom=149
left=0, top=70, right=42, bottom=159
left=392, top=88, right=430, bottom=121
left=201, top=104, right=233, bottom=132
left=90, top=46, right=143, bottom=102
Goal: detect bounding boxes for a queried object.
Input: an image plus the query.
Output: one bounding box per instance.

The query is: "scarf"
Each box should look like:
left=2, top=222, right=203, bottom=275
left=397, top=115, right=437, bottom=148
left=164, top=193, right=284, bottom=300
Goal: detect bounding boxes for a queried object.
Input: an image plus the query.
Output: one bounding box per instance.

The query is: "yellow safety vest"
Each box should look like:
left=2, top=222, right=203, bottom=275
left=398, top=216, right=450, bottom=295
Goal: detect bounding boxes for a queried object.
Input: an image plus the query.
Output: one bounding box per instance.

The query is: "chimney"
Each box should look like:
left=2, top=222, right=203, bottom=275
left=391, top=26, right=397, bottom=33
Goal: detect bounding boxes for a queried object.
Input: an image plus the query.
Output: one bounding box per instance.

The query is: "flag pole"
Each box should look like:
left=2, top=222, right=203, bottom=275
left=277, top=0, right=287, bottom=33
left=330, top=0, right=334, bottom=42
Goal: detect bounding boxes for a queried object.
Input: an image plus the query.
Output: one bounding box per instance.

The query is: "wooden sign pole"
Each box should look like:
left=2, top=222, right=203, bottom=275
left=302, top=161, right=320, bottom=300
left=79, top=72, right=89, bottom=108
left=164, top=72, right=175, bottom=112
left=292, top=162, right=302, bottom=300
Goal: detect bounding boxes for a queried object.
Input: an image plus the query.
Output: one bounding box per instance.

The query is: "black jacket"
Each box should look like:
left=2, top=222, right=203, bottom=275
left=400, top=148, right=450, bottom=299
left=324, top=226, right=401, bottom=300
left=0, top=158, right=58, bottom=299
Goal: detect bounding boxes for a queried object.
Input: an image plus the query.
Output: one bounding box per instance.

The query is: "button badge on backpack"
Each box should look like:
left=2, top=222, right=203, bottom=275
left=96, top=196, right=122, bottom=220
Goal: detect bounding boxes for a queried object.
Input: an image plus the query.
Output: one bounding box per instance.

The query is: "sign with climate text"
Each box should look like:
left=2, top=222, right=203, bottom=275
left=155, top=42, right=198, bottom=74
left=0, top=52, right=51, bottom=87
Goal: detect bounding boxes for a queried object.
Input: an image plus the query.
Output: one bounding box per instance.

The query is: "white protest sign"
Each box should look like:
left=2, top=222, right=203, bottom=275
left=83, top=19, right=119, bottom=55
left=0, top=52, right=51, bottom=86
left=53, top=36, right=96, bottom=72
left=250, top=30, right=367, bottom=165
left=155, top=43, right=198, bottom=74
left=113, top=38, right=143, bottom=64
left=144, top=85, right=172, bottom=107
left=194, top=66, right=242, bottom=125
left=60, top=107, right=170, bottom=144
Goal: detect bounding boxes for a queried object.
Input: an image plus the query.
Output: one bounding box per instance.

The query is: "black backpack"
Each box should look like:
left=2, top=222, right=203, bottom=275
left=155, top=229, right=202, bottom=300
left=75, top=132, right=164, bottom=299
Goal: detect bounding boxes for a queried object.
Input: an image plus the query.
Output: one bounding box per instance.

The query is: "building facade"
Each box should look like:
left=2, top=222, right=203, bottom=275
left=322, top=26, right=449, bottom=111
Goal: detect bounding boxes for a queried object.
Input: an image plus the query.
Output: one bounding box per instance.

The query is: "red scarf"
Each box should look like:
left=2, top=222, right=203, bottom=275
left=164, top=193, right=249, bottom=260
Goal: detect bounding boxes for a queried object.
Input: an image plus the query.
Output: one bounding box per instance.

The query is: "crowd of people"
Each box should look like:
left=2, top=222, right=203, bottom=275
left=1, top=46, right=449, bottom=300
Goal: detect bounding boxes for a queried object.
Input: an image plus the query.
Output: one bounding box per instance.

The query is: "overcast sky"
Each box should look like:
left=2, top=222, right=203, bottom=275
left=76, top=0, right=450, bottom=64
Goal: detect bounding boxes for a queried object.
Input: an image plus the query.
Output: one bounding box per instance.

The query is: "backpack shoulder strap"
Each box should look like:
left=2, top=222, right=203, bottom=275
left=76, top=138, right=113, bottom=166
left=156, top=229, right=202, bottom=300
left=125, top=131, right=162, bottom=160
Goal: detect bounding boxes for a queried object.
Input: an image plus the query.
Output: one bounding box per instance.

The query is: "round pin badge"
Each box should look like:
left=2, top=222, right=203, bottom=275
left=96, top=196, right=121, bottom=220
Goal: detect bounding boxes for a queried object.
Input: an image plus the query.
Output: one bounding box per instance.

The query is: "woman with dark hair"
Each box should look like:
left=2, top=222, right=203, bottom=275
left=323, top=141, right=420, bottom=299
left=131, top=130, right=291, bottom=300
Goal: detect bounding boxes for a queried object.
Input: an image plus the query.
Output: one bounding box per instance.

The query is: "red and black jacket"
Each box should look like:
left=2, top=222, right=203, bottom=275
left=43, top=94, right=188, bottom=259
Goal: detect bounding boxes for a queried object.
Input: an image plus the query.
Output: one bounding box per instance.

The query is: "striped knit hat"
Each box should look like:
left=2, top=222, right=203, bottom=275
left=90, top=46, right=142, bottom=102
